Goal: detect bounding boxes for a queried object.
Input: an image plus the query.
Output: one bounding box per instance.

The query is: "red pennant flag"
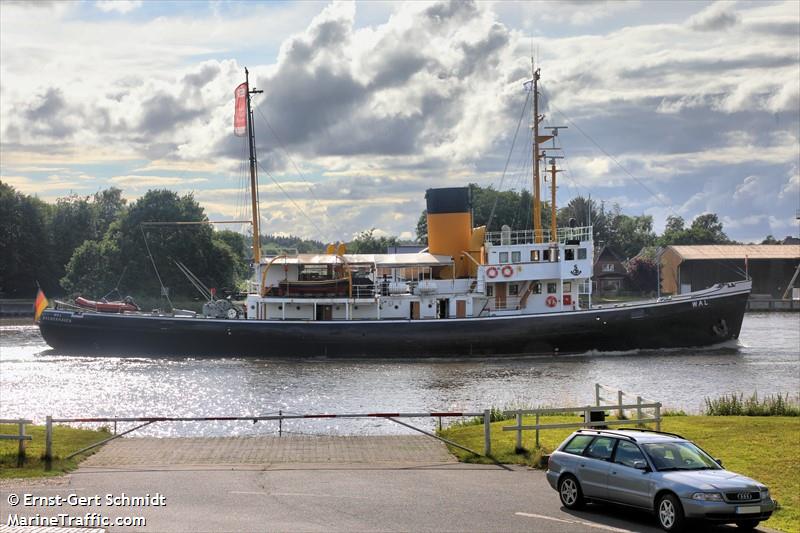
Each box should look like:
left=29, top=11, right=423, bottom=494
left=234, top=82, right=248, bottom=137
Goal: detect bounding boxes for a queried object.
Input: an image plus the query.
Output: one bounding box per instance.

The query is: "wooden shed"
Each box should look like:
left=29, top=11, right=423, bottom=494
left=660, top=244, right=800, bottom=297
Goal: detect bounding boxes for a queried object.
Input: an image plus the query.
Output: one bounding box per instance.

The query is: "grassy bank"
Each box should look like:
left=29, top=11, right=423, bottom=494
left=440, top=415, right=799, bottom=532
left=0, top=423, right=111, bottom=479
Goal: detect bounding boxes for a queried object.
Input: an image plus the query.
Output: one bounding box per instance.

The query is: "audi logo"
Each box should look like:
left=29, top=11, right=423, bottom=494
left=736, top=492, right=754, bottom=500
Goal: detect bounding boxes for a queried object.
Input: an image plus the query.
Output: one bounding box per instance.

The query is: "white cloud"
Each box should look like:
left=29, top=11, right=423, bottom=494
left=95, top=1, right=142, bottom=15
left=778, top=167, right=800, bottom=201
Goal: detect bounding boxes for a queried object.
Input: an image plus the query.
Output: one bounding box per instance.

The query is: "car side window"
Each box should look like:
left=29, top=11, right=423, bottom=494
left=585, top=437, right=616, bottom=460
left=563, top=435, right=594, bottom=455
left=613, top=440, right=646, bottom=468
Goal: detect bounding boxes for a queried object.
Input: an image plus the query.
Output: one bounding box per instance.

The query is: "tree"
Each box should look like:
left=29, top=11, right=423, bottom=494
left=62, top=190, right=237, bottom=302
left=626, top=256, right=659, bottom=293
left=658, top=212, right=730, bottom=246
left=761, top=235, right=779, bottom=244
left=348, top=228, right=399, bottom=254
left=0, top=182, right=56, bottom=296
left=606, top=209, right=656, bottom=259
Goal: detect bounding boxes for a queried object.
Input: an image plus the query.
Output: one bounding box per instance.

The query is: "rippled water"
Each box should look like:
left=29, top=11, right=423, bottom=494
left=1, top=313, right=798, bottom=436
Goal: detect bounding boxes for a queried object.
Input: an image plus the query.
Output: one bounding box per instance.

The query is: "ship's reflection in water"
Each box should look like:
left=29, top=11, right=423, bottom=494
left=1, top=313, right=797, bottom=437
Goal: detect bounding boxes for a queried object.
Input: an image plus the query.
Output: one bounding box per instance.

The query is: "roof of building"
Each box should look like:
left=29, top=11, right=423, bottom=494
left=667, top=244, right=800, bottom=261
left=263, top=252, right=454, bottom=267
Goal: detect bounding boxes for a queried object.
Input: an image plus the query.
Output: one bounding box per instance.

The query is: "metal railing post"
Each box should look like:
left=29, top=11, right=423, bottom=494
left=595, top=383, right=601, bottom=406
left=655, top=403, right=661, bottom=431
left=17, top=420, right=26, bottom=466
left=278, top=410, right=282, bottom=437
left=45, top=416, right=53, bottom=470
left=483, top=409, right=491, bottom=455
left=637, top=396, right=643, bottom=427
left=618, top=390, right=624, bottom=419
left=515, top=412, right=522, bottom=450
left=535, top=413, right=540, bottom=449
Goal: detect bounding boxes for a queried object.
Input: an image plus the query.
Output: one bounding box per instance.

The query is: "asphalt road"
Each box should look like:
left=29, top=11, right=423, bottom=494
left=1, top=463, right=777, bottom=533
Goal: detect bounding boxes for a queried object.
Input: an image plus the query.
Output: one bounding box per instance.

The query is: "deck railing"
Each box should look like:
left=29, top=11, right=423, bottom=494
left=485, top=226, right=593, bottom=246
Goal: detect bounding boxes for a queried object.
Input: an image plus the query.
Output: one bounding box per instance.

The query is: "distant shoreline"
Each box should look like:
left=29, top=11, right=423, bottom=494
left=0, top=317, right=34, bottom=326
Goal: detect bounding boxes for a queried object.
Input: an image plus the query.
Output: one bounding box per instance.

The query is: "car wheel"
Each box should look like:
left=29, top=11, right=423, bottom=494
left=558, top=475, right=585, bottom=509
left=736, top=520, right=760, bottom=530
left=656, top=493, right=686, bottom=532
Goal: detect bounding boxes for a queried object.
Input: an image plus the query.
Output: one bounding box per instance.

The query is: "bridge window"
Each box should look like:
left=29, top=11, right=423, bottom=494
left=530, top=250, right=540, bottom=262
left=509, top=284, right=519, bottom=296
left=512, top=251, right=521, bottom=263
left=533, top=282, right=542, bottom=294
left=547, top=282, right=557, bottom=294
left=486, top=285, right=494, bottom=297
left=564, top=282, right=572, bottom=292
left=578, top=248, right=587, bottom=260
left=499, top=251, right=509, bottom=263
left=543, top=250, right=550, bottom=261
left=565, top=248, right=575, bottom=260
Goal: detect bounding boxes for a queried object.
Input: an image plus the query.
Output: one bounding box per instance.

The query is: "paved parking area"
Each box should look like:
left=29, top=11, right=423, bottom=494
left=81, top=435, right=456, bottom=467
left=1, top=437, right=779, bottom=533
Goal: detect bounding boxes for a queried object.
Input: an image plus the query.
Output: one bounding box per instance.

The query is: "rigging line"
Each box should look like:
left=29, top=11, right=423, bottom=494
left=255, top=106, right=345, bottom=240
left=540, top=86, right=674, bottom=214
left=487, top=88, right=531, bottom=231
left=256, top=160, right=327, bottom=238
left=139, top=226, right=174, bottom=311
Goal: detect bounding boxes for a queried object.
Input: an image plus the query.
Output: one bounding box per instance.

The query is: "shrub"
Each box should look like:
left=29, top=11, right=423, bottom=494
left=704, top=392, right=800, bottom=416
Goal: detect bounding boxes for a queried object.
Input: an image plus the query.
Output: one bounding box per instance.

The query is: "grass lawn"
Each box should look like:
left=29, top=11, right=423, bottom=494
left=440, top=415, right=799, bottom=533
left=0, top=423, right=111, bottom=479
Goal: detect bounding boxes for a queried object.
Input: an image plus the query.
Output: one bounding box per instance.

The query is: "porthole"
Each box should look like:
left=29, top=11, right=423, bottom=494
left=296, top=306, right=301, bottom=310
left=428, top=304, right=432, bottom=308
left=394, top=305, right=399, bottom=309
left=278, top=305, right=283, bottom=310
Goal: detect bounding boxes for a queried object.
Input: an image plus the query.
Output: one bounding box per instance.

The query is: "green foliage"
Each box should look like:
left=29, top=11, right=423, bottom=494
left=348, top=228, right=399, bottom=254
left=704, top=393, right=800, bottom=416
left=62, top=190, right=238, bottom=304
left=606, top=207, right=656, bottom=258
left=658, top=213, right=731, bottom=246
left=0, top=181, right=56, bottom=296
left=626, top=256, right=659, bottom=292
left=261, top=233, right=325, bottom=255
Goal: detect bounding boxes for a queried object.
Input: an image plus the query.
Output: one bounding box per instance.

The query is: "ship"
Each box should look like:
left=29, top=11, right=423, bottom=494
left=37, top=67, right=751, bottom=357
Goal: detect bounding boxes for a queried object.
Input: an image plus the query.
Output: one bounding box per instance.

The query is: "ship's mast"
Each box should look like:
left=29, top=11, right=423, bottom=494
left=245, top=68, right=264, bottom=264
left=531, top=62, right=543, bottom=244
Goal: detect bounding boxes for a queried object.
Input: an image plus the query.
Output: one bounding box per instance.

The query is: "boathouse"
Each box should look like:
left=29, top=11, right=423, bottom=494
left=660, top=244, right=800, bottom=306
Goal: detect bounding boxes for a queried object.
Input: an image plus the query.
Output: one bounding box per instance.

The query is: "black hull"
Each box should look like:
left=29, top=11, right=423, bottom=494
left=38, top=283, right=750, bottom=358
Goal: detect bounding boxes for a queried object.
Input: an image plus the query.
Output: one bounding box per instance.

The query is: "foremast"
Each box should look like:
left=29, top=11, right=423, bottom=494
left=244, top=68, right=264, bottom=264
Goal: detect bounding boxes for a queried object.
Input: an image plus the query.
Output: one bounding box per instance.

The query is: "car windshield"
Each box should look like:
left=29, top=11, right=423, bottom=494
left=641, top=442, right=721, bottom=471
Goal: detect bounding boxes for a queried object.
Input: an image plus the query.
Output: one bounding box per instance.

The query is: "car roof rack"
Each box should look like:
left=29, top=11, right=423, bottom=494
left=614, top=427, right=685, bottom=439
left=575, top=428, right=637, bottom=442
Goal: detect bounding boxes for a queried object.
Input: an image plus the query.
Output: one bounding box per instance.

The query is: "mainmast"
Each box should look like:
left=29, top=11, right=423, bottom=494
left=245, top=67, right=264, bottom=264
left=531, top=63, right=543, bottom=243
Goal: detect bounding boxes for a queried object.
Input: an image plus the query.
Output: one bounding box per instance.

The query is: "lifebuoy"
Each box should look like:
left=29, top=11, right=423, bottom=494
left=486, top=266, right=499, bottom=279
left=501, top=265, right=514, bottom=278
left=545, top=295, right=558, bottom=308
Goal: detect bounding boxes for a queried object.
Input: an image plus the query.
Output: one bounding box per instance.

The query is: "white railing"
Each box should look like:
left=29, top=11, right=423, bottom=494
left=502, top=401, right=662, bottom=450
left=485, top=226, right=593, bottom=245
left=595, top=383, right=657, bottom=419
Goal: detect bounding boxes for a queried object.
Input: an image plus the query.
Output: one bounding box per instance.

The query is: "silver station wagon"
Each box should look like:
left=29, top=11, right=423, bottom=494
left=546, top=429, right=776, bottom=532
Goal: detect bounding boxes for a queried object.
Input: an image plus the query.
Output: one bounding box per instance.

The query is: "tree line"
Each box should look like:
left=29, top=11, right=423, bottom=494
left=0, top=181, right=788, bottom=300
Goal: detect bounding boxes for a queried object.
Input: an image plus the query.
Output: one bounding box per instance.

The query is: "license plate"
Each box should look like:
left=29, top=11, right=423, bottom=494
left=736, top=506, right=761, bottom=514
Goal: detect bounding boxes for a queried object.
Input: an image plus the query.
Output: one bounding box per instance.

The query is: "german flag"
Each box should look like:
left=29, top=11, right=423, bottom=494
left=34, top=288, right=49, bottom=322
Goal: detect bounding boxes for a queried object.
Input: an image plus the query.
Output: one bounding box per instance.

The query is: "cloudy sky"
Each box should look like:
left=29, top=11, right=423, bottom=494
left=1, top=0, right=798, bottom=243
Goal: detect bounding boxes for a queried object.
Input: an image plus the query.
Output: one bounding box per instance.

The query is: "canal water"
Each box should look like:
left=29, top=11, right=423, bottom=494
left=1, top=312, right=798, bottom=437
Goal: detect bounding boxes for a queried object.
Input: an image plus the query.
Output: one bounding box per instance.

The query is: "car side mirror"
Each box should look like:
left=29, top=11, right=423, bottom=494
left=633, top=460, right=648, bottom=471
left=715, top=458, right=723, bottom=467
